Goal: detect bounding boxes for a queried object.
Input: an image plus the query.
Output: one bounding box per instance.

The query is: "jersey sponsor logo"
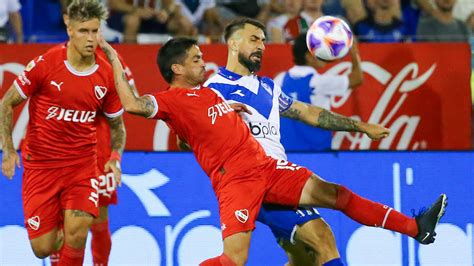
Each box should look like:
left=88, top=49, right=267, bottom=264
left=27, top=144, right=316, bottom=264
left=94, top=85, right=107, bottom=100
left=276, top=159, right=302, bottom=171
left=50, top=80, right=63, bottom=91
left=234, top=209, right=249, bottom=223
left=230, top=90, right=245, bottom=97
left=207, top=101, right=233, bottom=125
left=27, top=216, right=40, bottom=230
left=46, top=106, right=96, bottom=123
left=248, top=122, right=278, bottom=138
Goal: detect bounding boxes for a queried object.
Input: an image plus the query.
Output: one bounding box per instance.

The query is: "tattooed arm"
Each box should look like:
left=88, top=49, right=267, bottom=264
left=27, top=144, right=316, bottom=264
left=98, top=35, right=156, bottom=118
left=281, top=100, right=390, bottom=140
left=0, top=85, right=25, bottom=179
left=105, top=115, right=126, bottom=185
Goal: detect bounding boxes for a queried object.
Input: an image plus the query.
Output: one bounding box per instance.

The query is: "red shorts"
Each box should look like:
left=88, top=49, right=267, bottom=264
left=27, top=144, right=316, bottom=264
left=97, top=171, right=118, bottom=207
left=22, top=161, right=99, bottom=239
left=214, top=158, right=312, bottom=239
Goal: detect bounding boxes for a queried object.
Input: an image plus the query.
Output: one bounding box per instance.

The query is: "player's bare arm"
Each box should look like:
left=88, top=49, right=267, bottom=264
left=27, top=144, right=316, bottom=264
left=105, top=116, right=126, bottom=186
left=281, top=100, right=390, bottom=140
left=97, top=34, right=156, bottom=118
left=0, top=85, right=25, bottom=179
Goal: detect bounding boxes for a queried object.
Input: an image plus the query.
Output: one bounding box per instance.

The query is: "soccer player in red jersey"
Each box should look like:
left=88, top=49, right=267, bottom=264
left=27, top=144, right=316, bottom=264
left=49, top=49, right=136, bottom=266
left=0, top=1, right=125, bottom=265
left=98, top=36, right=447, bottom=266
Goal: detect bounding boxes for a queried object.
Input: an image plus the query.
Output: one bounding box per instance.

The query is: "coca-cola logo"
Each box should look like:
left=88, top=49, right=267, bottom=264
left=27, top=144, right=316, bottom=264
left=327, top=62, right=437, bottom=150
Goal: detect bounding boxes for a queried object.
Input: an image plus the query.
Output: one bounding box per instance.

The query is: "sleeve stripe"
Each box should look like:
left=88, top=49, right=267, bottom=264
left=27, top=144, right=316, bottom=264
left=279, top=94, right=293, bottom=112
left=144, top=94, right=158, bottom=119
left=104, top=108, right=124, bottom=118
left=13, top=80, right=28, bottom=99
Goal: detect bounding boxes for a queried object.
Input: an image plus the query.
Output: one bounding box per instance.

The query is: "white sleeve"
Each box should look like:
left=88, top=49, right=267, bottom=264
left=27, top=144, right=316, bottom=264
left=273, top=72, right=285, bottom=88
left=311, top=74, right=350, bottom=96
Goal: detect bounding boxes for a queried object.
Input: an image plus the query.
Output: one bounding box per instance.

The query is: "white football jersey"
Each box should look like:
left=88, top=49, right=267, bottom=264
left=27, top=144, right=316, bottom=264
left=204, top=67, right=293, bottom=160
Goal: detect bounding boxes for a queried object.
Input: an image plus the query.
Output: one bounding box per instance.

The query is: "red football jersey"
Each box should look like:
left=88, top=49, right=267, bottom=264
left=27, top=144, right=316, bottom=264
left=148, top=87, right=269, bottom=178
left=14, top=44, right=123, bottom=169
left=95, top=48, right=134, bottom=171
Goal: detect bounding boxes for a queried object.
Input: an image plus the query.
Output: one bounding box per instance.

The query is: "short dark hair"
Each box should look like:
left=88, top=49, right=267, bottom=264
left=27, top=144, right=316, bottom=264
left=67, top=0, right=108, bottom=22
left=157, top=37, right=198, bottom=84
left=293, top=33, right=309, bottom=65
left=224, top=18, right=266, bottom=42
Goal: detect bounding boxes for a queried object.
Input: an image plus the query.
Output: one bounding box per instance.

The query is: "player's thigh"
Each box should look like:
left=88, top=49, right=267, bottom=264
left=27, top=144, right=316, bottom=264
left=298, top=173, right=339, bottom=208
left=60, top=164, right=100, bottom=219
left=264, top=159, right=313, bottom=207
left=22, top=168, right=63, bottom=242
left=64, top=209, right=93, bottom=237
left=216, top=172, right=265, bottom=240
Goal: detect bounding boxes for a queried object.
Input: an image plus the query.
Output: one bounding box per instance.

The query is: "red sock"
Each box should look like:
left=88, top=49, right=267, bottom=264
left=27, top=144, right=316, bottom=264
left=335, top=186, right=418, bottom=237
left=91, top=220, right=112, bottom=266
left=200, top=254, right=236, bottom=266
left=50, top=251, right=60, bottom=266
left=59, top=244, right=84, bottom=266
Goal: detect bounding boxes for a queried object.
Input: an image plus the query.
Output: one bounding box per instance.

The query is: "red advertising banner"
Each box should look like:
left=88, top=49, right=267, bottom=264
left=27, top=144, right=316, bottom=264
left=0, top=43, right=471, bottom=150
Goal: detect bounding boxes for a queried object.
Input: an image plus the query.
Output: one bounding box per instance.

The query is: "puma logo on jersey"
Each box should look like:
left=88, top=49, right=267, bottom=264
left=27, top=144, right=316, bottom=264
left=230, top=90, right=245, bottom=97
left=50, top=81, right=63, bottom=91
left=46, top=106, right=96, bottom=123
left=186, top=91, right=199, bottom=97
left=94, top=85, right=107, bottom=100
left=207, top=102, right=233, bottom=125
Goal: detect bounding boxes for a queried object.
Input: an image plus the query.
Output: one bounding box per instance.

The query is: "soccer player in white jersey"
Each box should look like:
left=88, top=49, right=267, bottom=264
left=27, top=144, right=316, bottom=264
left=204, top=18, right=446, bottom=265
left=274, top=33, right=363, bottom=152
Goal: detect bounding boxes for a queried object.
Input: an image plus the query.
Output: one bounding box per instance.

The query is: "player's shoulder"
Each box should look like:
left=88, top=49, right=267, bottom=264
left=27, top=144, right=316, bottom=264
left=24, top=44, right=65, bottom=72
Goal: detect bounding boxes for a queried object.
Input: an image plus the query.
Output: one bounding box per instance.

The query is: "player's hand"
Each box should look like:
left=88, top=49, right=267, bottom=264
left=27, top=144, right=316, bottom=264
left=97, top=31, right=117, bottom=62
left=105, top=160, right=122, bottom=187
left=361, top=123, right=390, bottom=140
left=230, top=103, right=252, bottom=115
left=1, top=150, right=20, bottom=180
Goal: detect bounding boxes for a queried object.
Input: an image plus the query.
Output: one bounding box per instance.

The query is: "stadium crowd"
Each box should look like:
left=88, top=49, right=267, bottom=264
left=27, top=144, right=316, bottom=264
left=1, top=0, right=473, bottom=44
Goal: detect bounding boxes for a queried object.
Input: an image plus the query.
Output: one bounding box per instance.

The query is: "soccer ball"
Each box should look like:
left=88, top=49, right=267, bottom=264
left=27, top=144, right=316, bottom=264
left=306, top=16, right=353, bottom=61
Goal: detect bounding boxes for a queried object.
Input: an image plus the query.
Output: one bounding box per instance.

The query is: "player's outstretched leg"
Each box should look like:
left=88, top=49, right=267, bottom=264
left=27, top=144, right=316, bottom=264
left=200, top=231, right=252, bottom=266
left=91, top=206, right=112, bottom=265
left=298, top=174, right=447, bottom=245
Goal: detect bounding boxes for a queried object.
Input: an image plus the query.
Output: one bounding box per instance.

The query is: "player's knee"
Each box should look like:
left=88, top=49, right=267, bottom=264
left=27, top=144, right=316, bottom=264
left=31, top=243, right=54, bottom=258
left=225, top=250, right=248, bottom=266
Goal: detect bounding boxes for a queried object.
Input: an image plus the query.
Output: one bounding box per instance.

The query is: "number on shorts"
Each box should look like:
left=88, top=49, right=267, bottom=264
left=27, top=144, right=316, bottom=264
left=89, top=178, right=99, bottom=207
left=98, top=172, right=116, bottom=197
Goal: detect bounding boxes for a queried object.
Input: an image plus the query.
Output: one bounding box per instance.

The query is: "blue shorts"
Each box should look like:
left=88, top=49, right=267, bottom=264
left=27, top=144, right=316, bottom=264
left=257, top=204, right=321, bottom=243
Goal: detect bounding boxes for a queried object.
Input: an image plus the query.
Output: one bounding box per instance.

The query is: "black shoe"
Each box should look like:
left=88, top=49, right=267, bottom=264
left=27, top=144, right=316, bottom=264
left=414, top=194, right=448, bottom=245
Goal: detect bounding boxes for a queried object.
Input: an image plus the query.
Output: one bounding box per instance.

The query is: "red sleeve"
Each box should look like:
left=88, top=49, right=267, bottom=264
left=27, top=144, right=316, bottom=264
left=146, top=93, right=170, bottom=120
left=13, top=56, right=46, bottom=99
left=102, top=84, right=124, bottom=118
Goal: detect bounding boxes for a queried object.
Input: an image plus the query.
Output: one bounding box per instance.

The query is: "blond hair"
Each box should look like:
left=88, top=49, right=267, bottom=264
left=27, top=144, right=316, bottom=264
left=67, top=0, right=108, bottom=22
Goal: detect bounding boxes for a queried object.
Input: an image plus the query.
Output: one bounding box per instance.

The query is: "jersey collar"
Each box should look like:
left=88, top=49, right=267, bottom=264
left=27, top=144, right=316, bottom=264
left=218, top=67, right=243, bottom=81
